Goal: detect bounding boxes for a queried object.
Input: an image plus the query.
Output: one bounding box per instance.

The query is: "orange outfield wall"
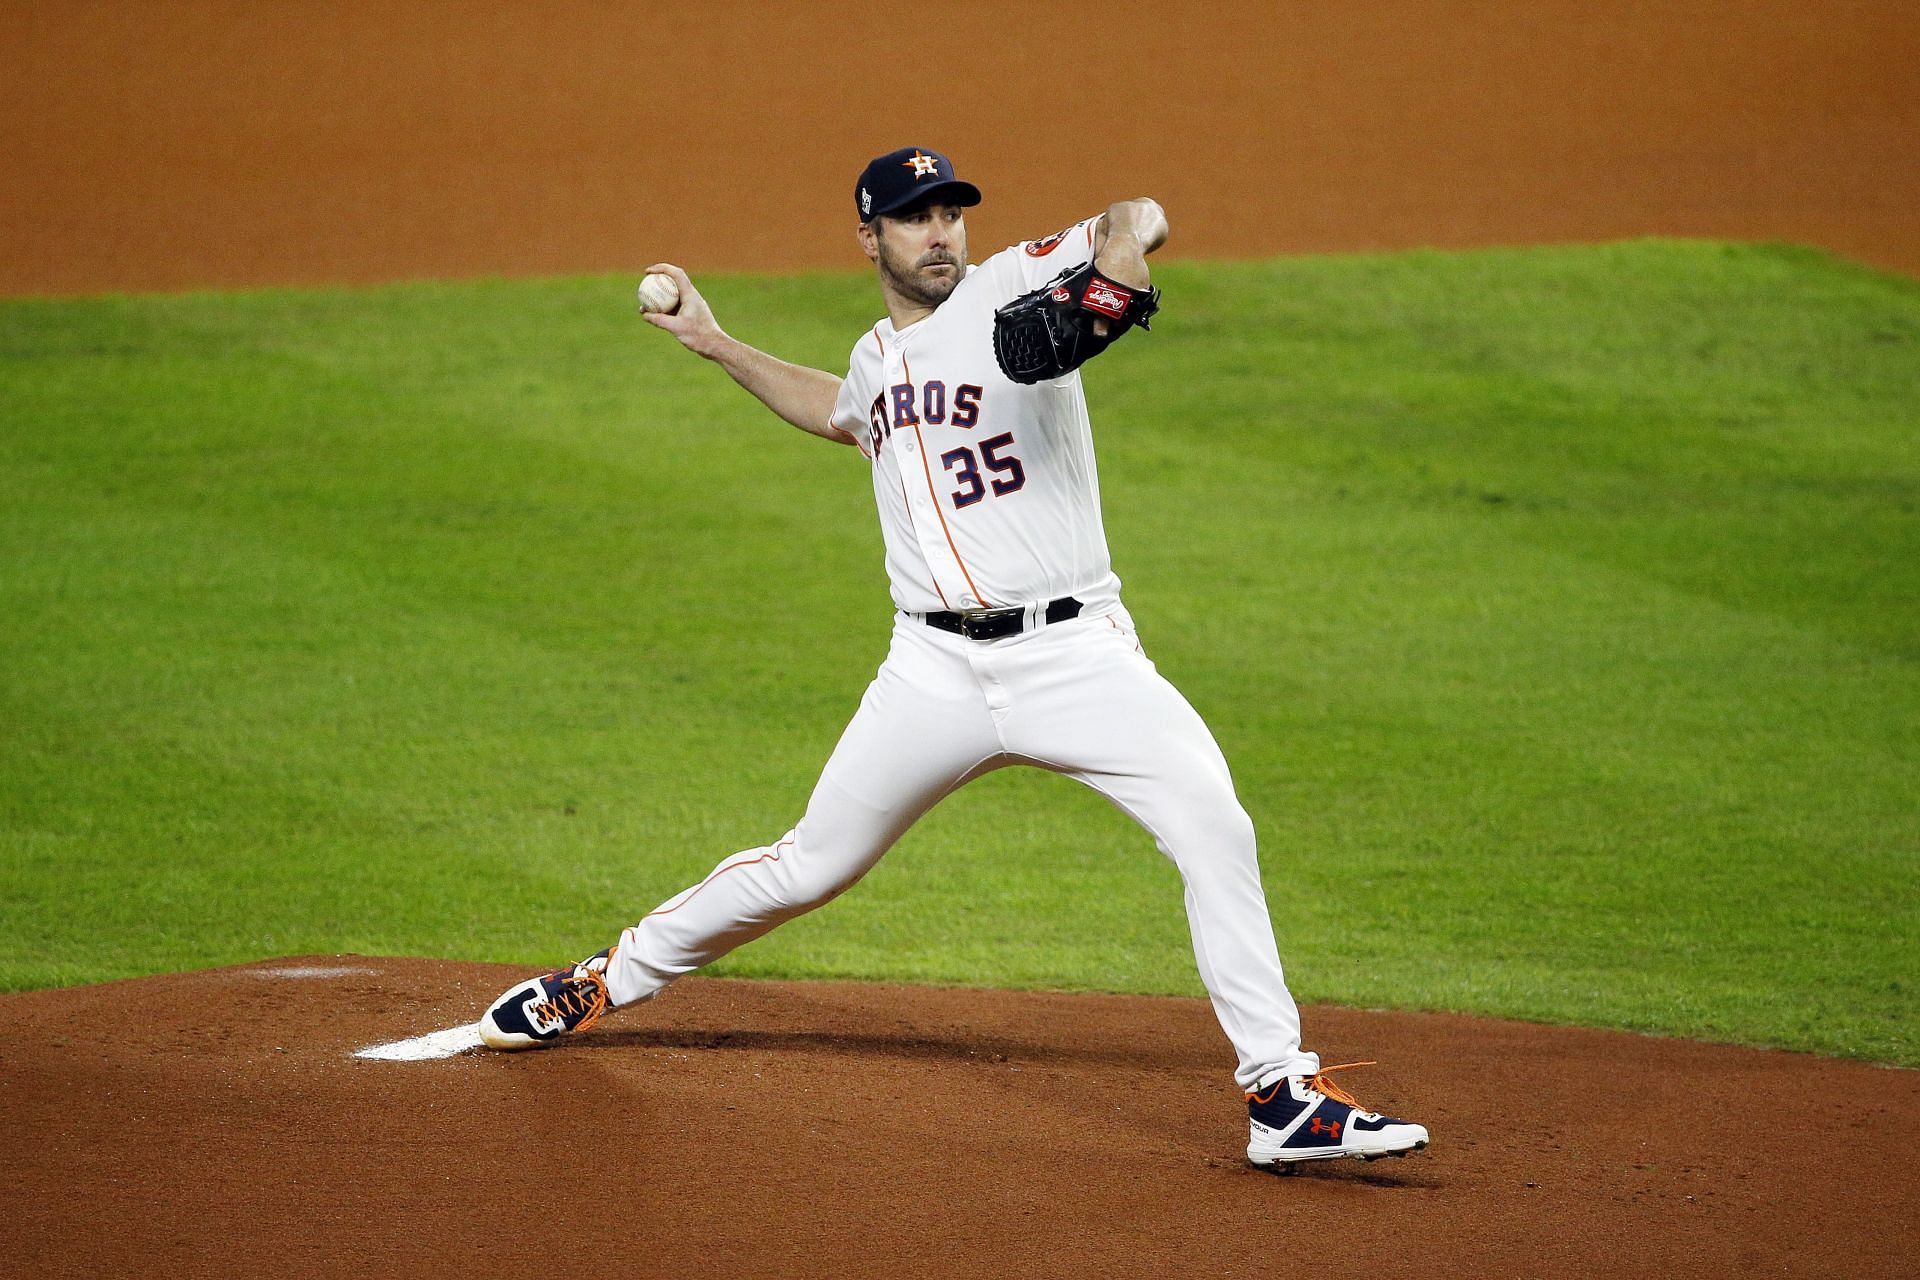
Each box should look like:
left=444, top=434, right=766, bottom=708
left=1, top=0, right=1916, bottom=296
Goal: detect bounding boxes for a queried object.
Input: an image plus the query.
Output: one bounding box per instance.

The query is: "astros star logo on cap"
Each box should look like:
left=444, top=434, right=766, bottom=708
left=904, top=150, right=940, bottom=178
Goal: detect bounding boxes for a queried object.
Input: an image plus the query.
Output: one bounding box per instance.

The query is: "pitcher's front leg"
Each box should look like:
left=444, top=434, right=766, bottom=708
left=998, top=617, right=1318, bottom=1091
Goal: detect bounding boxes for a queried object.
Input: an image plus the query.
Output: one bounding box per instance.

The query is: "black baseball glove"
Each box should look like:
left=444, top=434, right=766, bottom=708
left=992, top=261, right=1161, bottom=385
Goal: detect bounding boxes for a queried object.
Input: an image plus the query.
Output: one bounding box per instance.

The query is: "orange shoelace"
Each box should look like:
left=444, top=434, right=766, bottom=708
left=533, top=966, right=608, bottom=1034
left=1249, top=1059, right=1380, bottom=1106
left=1304, top=1060, right=1377, bottom=1108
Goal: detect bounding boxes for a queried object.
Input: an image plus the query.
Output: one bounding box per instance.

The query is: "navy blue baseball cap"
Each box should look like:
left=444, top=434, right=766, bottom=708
left=855, top=147, right=982, bottom=221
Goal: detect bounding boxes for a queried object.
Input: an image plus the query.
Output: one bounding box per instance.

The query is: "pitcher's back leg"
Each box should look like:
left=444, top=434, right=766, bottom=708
left=603, top=619, right=1005, bottom=1006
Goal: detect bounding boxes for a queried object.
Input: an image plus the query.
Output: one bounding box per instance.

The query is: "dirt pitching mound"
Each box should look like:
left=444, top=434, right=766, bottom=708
left=5, top=957, right=1913, bottom=1278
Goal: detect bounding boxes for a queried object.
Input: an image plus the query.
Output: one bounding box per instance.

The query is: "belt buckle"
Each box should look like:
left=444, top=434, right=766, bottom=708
left=959, top=606, right=1022, bottom=640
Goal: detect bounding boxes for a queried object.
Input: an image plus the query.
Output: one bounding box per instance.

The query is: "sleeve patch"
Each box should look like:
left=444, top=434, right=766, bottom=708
left=1022, top=226, right=1075, bottom=257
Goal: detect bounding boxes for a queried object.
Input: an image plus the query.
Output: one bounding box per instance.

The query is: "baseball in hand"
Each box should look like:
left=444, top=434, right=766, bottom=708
left=637, top=273, right=681, bottom=315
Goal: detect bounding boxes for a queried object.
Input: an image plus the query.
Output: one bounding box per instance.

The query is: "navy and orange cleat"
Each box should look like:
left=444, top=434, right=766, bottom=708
left=478, top=948, right=614, bottom=1050
left=1246, top=1061, right=1429, bottom=1168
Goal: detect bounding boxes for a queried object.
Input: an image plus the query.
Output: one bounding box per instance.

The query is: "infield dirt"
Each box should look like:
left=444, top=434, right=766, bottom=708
left=4, top=957, right=1916, bottom=1279
left=3, top=0, right=1917, bottom=295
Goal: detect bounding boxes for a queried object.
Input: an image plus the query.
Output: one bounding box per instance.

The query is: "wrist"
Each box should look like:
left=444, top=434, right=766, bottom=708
left=694, top=327, right=738, bottom=364
left=1096, top=233, right=1150, bottom=289
left=1098, top=228, right=1148, bottom=269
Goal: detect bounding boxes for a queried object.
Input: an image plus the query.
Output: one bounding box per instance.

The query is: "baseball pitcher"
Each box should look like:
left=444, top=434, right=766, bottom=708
left=478, top=147, right=1428, bottom=1169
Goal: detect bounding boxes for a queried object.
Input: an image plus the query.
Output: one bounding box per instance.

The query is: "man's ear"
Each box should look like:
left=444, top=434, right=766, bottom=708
left=857, top=219, right=880, bottom=263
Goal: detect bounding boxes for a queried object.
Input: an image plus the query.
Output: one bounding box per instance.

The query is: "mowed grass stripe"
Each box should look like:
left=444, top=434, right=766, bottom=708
left=1, top=241, right=1913, bottom=1063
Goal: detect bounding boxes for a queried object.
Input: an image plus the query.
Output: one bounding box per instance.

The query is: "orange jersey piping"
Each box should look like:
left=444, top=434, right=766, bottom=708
left=641, top=837, right=796, bottom=921
left=902, top=354, right=991, bottom=609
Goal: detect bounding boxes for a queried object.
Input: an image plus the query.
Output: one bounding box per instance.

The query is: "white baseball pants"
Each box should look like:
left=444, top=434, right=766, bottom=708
left=604, top=606, right=1320, bottom=1090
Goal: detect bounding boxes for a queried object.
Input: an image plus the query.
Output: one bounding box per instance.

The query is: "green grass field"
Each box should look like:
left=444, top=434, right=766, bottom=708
left=2, top=241, right=1914, bottom=1064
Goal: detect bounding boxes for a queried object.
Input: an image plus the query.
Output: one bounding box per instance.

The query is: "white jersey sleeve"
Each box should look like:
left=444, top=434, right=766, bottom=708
left=829, top=362, right=873, bottom=458
left=830, top=324, right=894, bottom=460
left=1011, top=216, right=1103, bottom=292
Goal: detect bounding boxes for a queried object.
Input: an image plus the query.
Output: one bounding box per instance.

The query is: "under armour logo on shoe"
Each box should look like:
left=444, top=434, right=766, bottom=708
left=1309, top=1117, right=1343, bottom=1139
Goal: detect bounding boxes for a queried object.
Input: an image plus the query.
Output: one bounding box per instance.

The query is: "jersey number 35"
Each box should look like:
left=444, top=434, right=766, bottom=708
left=942, top=433, right=1026, bottom=509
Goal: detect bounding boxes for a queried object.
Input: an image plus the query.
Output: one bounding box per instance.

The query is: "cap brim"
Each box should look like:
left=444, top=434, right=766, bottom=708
left=870, top=179, right=982, bottom=218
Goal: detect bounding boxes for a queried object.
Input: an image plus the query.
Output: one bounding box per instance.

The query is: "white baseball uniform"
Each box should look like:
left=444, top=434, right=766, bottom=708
left=602, top=218, right=1320, bottom=1090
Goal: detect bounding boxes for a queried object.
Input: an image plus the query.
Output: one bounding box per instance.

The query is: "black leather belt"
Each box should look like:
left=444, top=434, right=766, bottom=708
left=920, top=596, right=1083, bottom=641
